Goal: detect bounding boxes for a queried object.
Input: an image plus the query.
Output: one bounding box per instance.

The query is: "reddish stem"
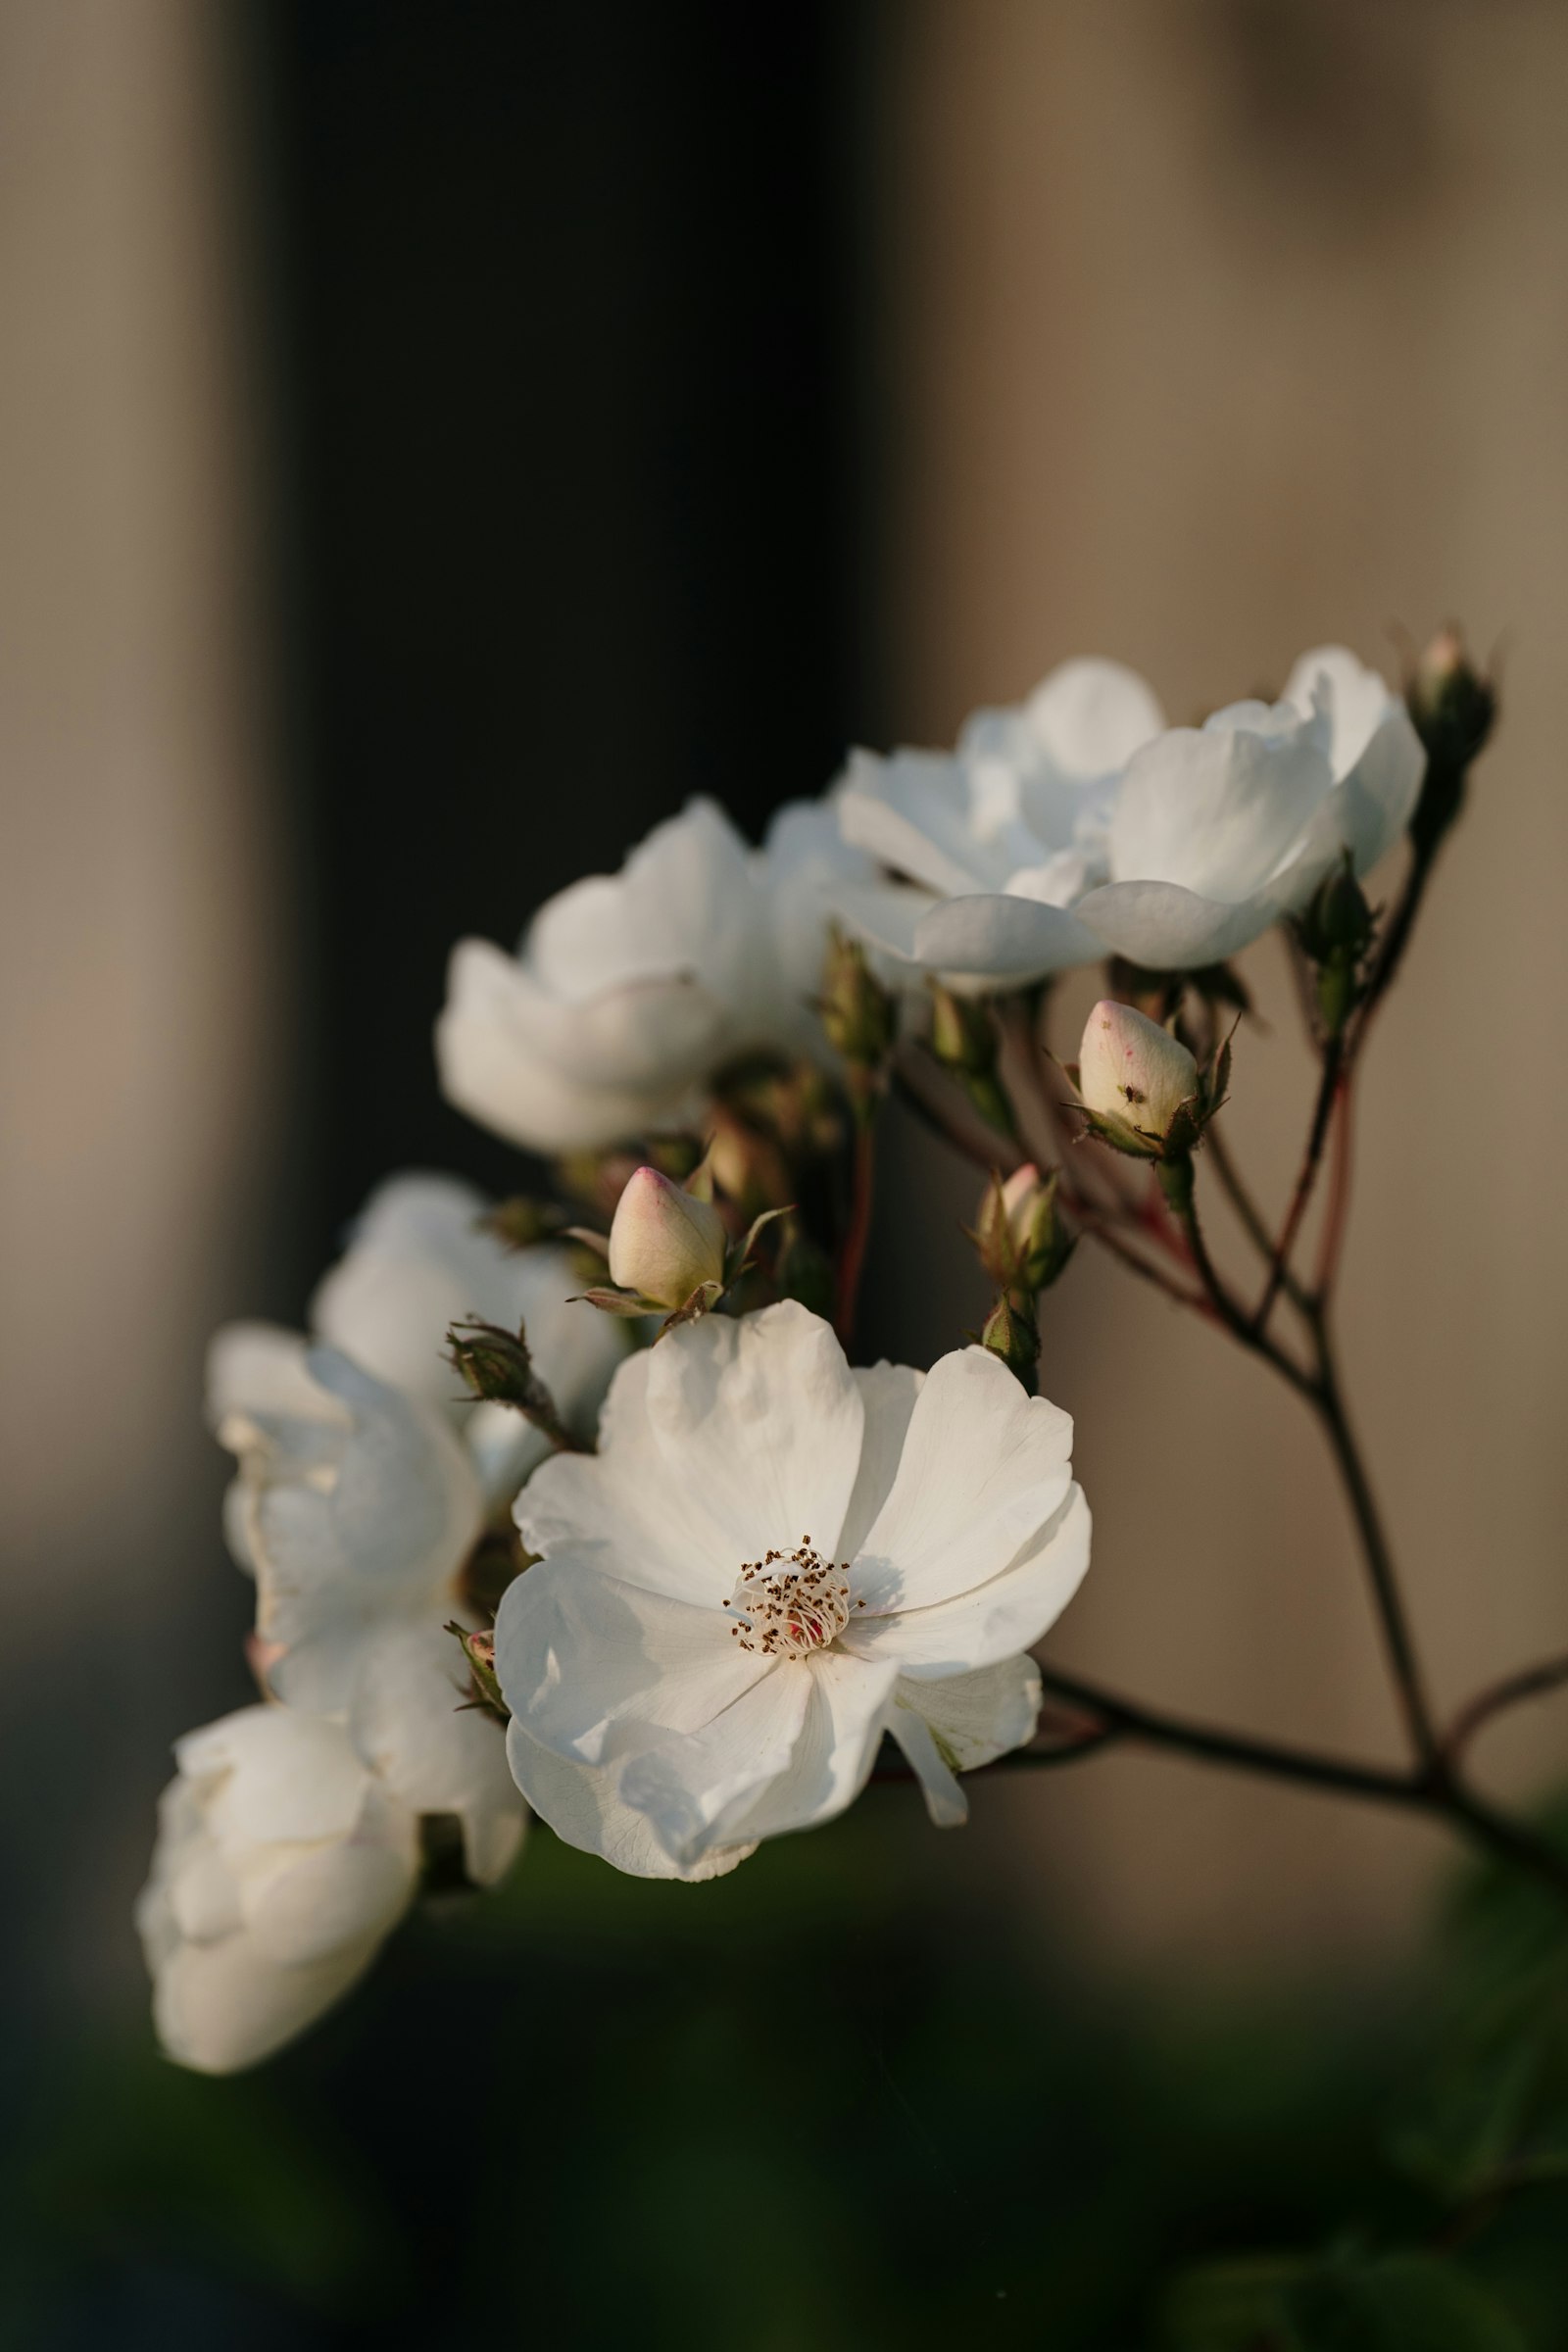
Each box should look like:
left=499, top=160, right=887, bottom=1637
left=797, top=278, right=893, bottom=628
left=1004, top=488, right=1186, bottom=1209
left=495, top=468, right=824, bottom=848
left=834, top=1119, right=876, bottom=1346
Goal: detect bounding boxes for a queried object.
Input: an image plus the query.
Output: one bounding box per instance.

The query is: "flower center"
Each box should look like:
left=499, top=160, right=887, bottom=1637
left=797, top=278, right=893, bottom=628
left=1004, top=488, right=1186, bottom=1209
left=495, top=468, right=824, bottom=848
left=723, top=1537, right=858, bottom=1659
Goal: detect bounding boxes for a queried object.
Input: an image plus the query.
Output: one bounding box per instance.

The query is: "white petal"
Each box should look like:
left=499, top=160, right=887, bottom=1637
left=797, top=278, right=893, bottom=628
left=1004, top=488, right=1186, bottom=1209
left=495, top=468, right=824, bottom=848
left=230, top=1348, right=483, bottom=1715
left=1108, top=723, right=1332, bottom=902
left=492, top=1555, right=770, bottom=1764
left=207, top=1323, right=333, bottom=1432
left=843, top=1484, right=1091, bottom=1677
left=346, top=1618, right=526, bottom=1886
left=909, top=891, right=1102, bottom=986
left=527, top=798, right=759, bottom=1002
left=177, top=1706, right=369, bottom=1848
left=640, top=1302, right=864, bottom=1568
left=823, top=876, right=935, bottom=964
left=613, top=1660, right=814, bottom=1866
left=836, top=1363, right=923, bottom=1561
left=854, top=1347, right=1073, bottom=1614
left=714, top=1650, right=899, bottom=1848
left=506, top=1721, right=754, bottom=1882
left=248, top=1788, right=419, bottom=1964
left=1073, top=877, right=1278, bottom=968
left=978, top=657, right=1163, bottom=781
left=435, top=938, right=710, bottom=1153
left=839, top=748, right=1008, bottom=895
left=887, top=1655, right=1043, bottom=1827
left=151, top=1930, right=384, bottom=2076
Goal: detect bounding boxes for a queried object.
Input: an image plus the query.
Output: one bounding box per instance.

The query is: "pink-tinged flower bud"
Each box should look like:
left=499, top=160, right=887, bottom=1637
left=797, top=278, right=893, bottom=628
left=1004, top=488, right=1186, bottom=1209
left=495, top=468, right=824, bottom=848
left=975, top=1164, right=1074, bottom=1293
left=608, top=1167, right=728, bottom=1309
left=1077, top=1000, right=1199, bottom=1155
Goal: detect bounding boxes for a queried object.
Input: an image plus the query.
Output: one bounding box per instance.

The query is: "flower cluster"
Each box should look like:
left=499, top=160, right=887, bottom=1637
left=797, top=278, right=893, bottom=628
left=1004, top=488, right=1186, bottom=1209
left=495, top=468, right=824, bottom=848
left=144, top=632, right=1467, bottom=2072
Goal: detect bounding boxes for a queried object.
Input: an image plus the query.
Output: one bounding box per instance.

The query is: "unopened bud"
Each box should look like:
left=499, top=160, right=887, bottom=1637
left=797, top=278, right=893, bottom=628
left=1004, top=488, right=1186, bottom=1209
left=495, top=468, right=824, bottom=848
left=1077, top=1000, right=1200, bottom=1158
left=1299, top=861, right=1373, bottom=964
left=446, top=1621, right=508, bottom=1722
left=980, top=1293, right=1039, bottom=1389
left=1408, top=626, right=1495, bottom=769
left=1406, top=626, right=1496, bottom=863
left=447, top=1320, right=536, bottom=1409
left=975, top=1165, right=1075, bottom=1294
left=819, top=932, right=896, bottom=1072
left=928, top=981, right=997, bottom=1078
left=607, top=1166, right=728, bottom=1310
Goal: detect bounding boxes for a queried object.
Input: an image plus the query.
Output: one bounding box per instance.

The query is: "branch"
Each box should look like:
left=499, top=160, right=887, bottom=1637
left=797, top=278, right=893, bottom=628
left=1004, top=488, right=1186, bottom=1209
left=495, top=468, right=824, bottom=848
left=1251, top=1031, right=1344, bottom=1331
left=1444, top=1651, right=1568, bottom=1764
left=834, top=1117, right=877, bottom=1346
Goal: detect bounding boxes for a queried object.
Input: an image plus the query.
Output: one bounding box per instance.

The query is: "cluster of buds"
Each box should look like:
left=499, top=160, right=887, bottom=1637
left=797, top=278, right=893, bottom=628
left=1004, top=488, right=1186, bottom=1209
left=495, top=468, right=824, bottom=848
left=973, top=1163, right=1076, bottom=1388
left=1073, top=998, right=1228, bottom=1208
left=573, top=1163, right=787, bottom=1336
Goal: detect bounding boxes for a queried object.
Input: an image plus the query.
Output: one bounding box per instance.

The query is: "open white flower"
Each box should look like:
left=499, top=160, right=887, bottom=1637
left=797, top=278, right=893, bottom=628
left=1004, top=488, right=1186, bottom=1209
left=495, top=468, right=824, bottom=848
left=209, top=1333, right=523, bottom=1886
left=833, top=648, right=1423, bottom=988
left=495, top=1301, right=1090, bottom=1876
left=309, top=1170, right=625, bottom=1506
left=137, top=1705, right=423, bottom=2074
left=435, top=795, right=873, bottom=1154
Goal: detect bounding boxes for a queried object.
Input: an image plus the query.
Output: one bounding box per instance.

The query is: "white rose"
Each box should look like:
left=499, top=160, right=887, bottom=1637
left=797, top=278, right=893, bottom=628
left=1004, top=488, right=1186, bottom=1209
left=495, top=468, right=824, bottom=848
left=435, top=796, right=873, bottom=1154
left=137, top=1706, right=421, bottom=2074
left=495, top=1301, right=1091, bottom=1875
left=832, top=648, right=1422, bottom=988
left=308, top=1169, right=626, bottom=1506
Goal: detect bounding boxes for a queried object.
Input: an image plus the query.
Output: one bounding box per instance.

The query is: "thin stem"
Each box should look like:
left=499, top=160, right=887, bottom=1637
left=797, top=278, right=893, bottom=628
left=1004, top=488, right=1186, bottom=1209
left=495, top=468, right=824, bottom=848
left=834, top=1116, right=877, bottom=1347
left=1068, top=1206, right=1207, bottom=1313
left=1206, top=1120, right=1313, bottom=1316
left=893, top=1048, right=1022, bottom=1175
left=1311, top=1067, right=1354, bottom=1300
left=996, top=1665, right=1568, bottom=1905
left=1252, top=1031, right=1344, bottom=1331
left=1174, top=1188, right=1317, bottom=1400
left=1350, top=840, right=1438, bottom=1058
left=1307, top=1309, right=1442, bottom=1775
left=1023, top=1663, right=1428, bottom=1809
left=1444, top=1651, right=1568, bottom=1764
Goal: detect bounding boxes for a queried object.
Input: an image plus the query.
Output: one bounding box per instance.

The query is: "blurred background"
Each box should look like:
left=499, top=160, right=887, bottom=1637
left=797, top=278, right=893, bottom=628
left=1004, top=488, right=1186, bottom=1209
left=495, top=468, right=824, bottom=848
left=6, top=2, right=1568, bottom=2343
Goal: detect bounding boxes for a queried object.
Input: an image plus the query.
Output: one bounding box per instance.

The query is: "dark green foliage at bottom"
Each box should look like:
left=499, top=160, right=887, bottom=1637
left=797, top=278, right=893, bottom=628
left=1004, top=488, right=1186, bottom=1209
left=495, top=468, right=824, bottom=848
left=7, top=1795, right=1568, bottom=2351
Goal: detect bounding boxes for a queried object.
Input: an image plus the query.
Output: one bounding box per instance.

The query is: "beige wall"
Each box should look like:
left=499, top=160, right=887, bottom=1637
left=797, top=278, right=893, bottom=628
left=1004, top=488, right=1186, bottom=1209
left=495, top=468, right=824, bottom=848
left=880, top=0, right=1568, bottom=1966
left=0, top=0, right=280, bottom=1666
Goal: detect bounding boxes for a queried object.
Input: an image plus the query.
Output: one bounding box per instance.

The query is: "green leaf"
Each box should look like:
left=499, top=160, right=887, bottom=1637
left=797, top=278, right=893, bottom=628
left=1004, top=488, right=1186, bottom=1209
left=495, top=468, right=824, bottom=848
left=1281, top=2254, right=1529, bottom=2351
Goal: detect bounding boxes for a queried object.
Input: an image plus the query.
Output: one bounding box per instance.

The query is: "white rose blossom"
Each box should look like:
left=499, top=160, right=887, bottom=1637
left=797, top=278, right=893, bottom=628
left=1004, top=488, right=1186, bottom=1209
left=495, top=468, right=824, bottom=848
left=496, top=1300, right=1091, bottom=1877
left=435, top=795, right=873, bottom=1155
left=137, top=1705, right=422, bottom=2075
left=833, top=647, right=1423, bottom=989
left=208, top=1326, right=524, bottom=1887
left=308, top=1170, right=626, bottom=1506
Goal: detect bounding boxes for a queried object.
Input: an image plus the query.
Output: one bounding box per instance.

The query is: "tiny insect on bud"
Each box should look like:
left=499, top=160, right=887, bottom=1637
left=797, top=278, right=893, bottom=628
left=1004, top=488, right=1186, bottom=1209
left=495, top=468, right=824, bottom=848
left=1076, top=1000, right=1200, bottom=1158
left=608, top=1166, right=729, bottom=1311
